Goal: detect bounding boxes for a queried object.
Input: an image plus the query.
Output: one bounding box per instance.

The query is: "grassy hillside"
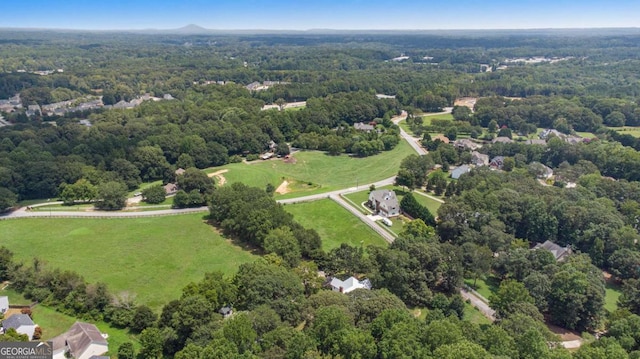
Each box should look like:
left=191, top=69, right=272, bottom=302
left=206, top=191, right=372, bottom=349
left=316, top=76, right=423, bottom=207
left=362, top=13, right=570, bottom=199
left=205, top=140, right=415, bottom=197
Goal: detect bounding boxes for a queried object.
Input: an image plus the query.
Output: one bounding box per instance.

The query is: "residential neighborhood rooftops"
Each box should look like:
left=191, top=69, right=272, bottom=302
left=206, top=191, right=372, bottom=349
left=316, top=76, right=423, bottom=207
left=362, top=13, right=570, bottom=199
left=533, top=240, right=572, bottom=261
left=2, top=314, right=34, bottom=330
left=354, top=122, right=375, bottom=131
left=451, top=165, right=471, bottom=179
left=368, top=189, right=400, bottom=217
left=471, top=151, right=489, bottom=167
left=52, top=322, right=108, bottom=359
left=454, top=138, right=481, bottom=150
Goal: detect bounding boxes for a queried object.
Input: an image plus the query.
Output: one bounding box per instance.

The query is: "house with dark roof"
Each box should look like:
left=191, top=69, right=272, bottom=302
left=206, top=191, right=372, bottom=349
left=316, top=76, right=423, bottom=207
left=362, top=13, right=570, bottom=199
left=368, top=190, right=400, bottom=217
left=2, top=314, right=36, bottom=339
left=451, top=165, right=471, bottom=179
left=489, top=156, right=505, bottom=170
left=52, top=322, right=108, bottom=359
left=330, top=277, right=372, bottom=294
left=533, top=241, right=572, bottom=262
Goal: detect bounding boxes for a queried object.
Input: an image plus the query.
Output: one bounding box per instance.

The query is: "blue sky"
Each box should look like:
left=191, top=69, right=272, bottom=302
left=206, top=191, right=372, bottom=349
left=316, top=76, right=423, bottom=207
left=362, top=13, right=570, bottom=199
left=5, top=0, right=640, bottom=30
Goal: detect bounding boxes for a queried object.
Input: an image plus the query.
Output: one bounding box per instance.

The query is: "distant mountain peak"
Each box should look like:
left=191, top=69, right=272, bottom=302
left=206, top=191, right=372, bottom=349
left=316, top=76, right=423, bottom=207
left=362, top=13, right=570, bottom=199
left=174, top=24, right=210, bottom=33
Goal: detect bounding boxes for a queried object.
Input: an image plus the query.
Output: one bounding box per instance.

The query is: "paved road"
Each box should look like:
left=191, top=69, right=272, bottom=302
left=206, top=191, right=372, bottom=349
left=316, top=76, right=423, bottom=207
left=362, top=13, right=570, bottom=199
left=460, top=286, right=496, bottom=322
left=392, top=111, right=428, bottom=156
left=329, top=194, right=396, bottom=244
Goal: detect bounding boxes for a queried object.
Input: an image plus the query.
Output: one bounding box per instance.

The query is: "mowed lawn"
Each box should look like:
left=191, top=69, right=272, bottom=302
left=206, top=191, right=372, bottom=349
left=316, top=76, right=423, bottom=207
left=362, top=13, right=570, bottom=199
left=205, top=140, right=415, bottom=197
left=283, top=199, right=388, bottom=250
left=610, top=126, right=640, bottom=138
left=604, top=281, right=622, bottom=313
left=0, top=214, right=257, bottom=310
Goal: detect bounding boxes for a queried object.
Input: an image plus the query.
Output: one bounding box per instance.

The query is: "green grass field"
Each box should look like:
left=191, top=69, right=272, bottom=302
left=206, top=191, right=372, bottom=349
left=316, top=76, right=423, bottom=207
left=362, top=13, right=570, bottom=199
left=283, top=199, right=387, bottom=250
left=33, top=305, right=139, bottom=355
left=604, top=281, right=622, bottom=313
left=204, top=140, right=415, bottom=197
left=420, top=113, right=454, bottom=122
left=0, top=214, right=257, bottom=310
left=610, top=126, right=640, bottom=138
left=463, top=302, right=492, bottom=325
left=464, top=276, right=499, bottom=300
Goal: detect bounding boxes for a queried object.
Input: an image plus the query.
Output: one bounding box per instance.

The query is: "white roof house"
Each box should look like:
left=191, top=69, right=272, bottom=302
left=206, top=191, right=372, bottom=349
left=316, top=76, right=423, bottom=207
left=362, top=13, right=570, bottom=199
left=330, top=277, right=372, bottom=294
left=52, top=322, right=108, bottom=359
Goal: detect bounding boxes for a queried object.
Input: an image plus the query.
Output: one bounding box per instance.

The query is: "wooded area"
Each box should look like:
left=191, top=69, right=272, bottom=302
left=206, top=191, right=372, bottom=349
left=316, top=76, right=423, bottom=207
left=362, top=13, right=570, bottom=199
left=2, top=29, right=640, bottom=358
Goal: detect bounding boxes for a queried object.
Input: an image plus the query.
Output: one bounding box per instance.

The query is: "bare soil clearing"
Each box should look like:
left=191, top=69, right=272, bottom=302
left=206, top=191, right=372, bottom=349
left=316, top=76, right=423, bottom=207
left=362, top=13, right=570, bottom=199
left=208, top=169, right=229, bottom=186
left=276, top=180, right=291, bottom=194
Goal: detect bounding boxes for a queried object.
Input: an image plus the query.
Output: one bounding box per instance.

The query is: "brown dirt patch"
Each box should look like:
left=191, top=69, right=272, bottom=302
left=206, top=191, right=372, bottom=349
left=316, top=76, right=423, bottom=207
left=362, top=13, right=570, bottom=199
left=275, top=180, right=291, bottom=195
left=546, top=322, right=582, bottom=341
left=454, top=97, right=477, bottom=109
left=208, top=169, right=229, bottom=186
left=4, top=308, right=24, bottom=318
left=284, top=156, right=297, bottom=164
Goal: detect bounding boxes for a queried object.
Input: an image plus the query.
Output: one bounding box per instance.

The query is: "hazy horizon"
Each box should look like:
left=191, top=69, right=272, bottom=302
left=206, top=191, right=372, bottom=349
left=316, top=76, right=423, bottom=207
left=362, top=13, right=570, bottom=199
left=4, top=0, right=640, bottom=31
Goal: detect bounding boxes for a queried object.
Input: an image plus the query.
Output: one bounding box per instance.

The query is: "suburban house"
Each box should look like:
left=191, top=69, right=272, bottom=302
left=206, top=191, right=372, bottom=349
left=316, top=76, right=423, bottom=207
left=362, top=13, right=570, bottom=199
left=432, top=134, right=450, bottom=144
left=175, top=168, right=186, bottom=176
left=451, top=165, right=471, bottom=179
left=0, top=296, right=8, bottom=314
left=533, top=241, right=572, bottom=262
left=2, top=314, right=36, bottom=339
left=454, top=139, right=481, bottom=151
left=492, top=136, right=513, bottom=144
left=354, top=122, right=375, bottom=131
left=330, top=277, right=372, bottom=294
left=368, top=190, right=400, bottom=217
left=471, top=151, right=489, bottom=167
left=489, top=156, right=505, bottom=170
left=219, top=306, right=233, bottom=319
left=539, top=128, right=565, bottom=140
left=529, top=162, right=554, bottom=179
left=52, top=322, right=109, bottom=359
left=163, top=183, right=178, bottom=195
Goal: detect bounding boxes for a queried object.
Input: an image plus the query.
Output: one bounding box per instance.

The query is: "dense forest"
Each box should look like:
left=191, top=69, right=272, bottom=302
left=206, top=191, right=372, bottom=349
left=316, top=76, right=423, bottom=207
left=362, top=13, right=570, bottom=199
left=2, top=29, right=640, bottom=358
